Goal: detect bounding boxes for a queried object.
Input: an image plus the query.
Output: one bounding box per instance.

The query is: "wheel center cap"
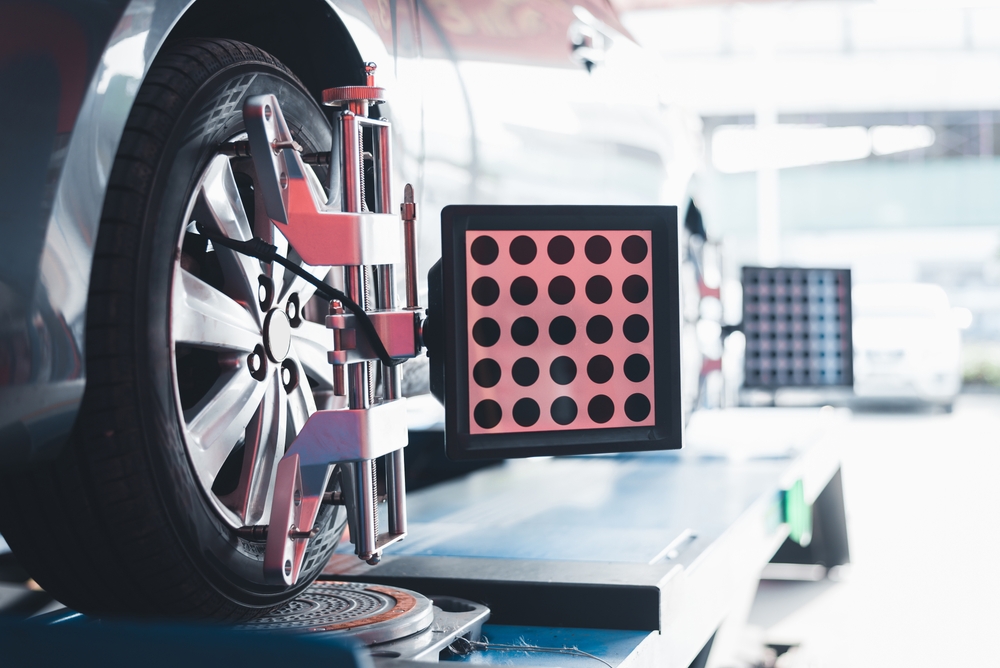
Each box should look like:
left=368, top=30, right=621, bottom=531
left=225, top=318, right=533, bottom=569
left=263, top=308, right=291, bottom=362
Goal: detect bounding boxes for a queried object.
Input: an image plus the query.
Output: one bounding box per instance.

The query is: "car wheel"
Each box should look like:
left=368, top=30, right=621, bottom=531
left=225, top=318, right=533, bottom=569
left=0, top=39, right=347, bottom=620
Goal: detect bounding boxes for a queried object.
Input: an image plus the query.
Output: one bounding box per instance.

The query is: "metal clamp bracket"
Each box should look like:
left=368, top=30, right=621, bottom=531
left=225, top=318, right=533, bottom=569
left=258, top=64, right=414, bottom=585
left=288, top=401, right=408, bottom=465
left=327, top=309, right=422, bottom=364
left=243, top=95, right=401, bottom=266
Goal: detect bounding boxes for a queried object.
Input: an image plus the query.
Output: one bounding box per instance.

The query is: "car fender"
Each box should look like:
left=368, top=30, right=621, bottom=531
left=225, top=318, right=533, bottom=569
left=0, top=0, right=393, bottom=464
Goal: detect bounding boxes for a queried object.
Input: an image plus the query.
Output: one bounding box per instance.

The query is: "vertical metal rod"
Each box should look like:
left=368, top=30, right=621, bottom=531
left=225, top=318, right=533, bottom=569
left=330, top=300, right=347, bottom=397
left=371, top=458, right=379, bottom=539
left=344, top=266, right=371, bottom=410
left=326, top=116, right=343, bottom=210
left=376, top=123, right=392, bottom=215
left=377, top=264, right=402, bottom=402
left=375, top=264, right=395, bottom=309
left=342, top=110, right=371, bottom=410
left=354, top=459, right=378, bottom=561
left=340, top=112, right=362, bottom=213
left=387, top=449, right=407, bottom=536
left=401, top=184, right=419, bottom=310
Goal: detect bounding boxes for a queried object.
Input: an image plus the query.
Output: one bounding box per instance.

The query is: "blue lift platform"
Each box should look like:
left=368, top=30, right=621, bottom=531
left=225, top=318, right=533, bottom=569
left=324, top=407, right=850, bottom=667
left=0, top=408, right=848, bottom=668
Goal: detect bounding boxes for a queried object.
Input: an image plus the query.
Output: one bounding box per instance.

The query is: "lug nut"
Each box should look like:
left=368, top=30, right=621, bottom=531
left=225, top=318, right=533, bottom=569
left=248, top=345, right=268, bottom=381
left=281, top=360, right=298, bottom=392
left=258, top=276, right=274, bottom=311
left=286, top=293, right=301, bottom=327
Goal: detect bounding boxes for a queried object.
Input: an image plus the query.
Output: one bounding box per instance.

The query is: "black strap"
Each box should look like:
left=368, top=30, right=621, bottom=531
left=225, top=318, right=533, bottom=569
left=195, top=223, right=404, bottom=367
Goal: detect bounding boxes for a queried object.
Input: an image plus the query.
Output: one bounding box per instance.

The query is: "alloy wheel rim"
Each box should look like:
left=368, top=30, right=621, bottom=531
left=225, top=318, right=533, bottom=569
left=170, top=151, right=334, bottom=529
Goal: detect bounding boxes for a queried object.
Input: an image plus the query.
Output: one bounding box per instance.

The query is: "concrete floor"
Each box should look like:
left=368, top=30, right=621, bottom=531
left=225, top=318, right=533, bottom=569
left=745, top=394, right=1000, bottom=667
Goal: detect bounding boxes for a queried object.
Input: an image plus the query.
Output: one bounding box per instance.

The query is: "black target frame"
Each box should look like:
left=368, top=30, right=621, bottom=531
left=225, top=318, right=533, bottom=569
left=438, top=205, right=683, bottom=460
left=741, top=266, right=854, bottom=389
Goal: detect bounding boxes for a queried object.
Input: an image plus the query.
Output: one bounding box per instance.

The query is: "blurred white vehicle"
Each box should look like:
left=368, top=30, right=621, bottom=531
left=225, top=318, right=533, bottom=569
left=852, top=283, right=963, bottom=410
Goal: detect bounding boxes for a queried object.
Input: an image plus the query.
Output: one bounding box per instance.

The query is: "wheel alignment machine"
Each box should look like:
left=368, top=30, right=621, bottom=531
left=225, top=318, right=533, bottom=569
left=206, top=64, right=683, bottom=585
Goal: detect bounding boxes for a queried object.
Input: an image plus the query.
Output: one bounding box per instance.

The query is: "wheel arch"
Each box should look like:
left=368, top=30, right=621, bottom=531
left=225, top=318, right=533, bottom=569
left=166, top=0, right=367, bottom=100
left=9, top=0, right=370, bottom=467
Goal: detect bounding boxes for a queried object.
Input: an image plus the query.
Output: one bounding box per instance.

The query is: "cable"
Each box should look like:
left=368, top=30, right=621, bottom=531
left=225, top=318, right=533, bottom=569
left=195, top=223, right=403, bottom=367
left=448, top=637, right=614, bottom=667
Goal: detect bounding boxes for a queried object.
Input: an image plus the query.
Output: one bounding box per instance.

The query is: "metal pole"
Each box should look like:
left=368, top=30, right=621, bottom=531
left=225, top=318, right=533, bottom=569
left=401, top=184, right=419, bottom=310
left=355, top=459, right=378, bottom=561
left=377, top=264, right=402, bottom=402
left=344, top=266, right=371, bottom=410
left=341, top=112, right=362, bottom=213
left=387, top=449, right=407, bottom=536
left=376, top=122, right=392, bottom=215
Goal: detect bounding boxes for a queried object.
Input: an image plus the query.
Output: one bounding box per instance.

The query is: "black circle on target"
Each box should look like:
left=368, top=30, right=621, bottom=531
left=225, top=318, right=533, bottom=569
left=588, top=395, right=615, bottom=423
left=586, top=315, right=613, bottom=344
left=548, top=276, right=575, bottom=305
left=623, top=314, right=649, bottom=343
left=474, top=400, right=502, bottom=429
left=471, top=277, right=500, bottom=306
left=473, top=359, right=501, bottom=387
left=624, top=393, right=651, bottom=422
left=551, top=397, right=578, bottom=425
left=549, top=316, right=576, bottom=345
left=509, top=236, right=537, bottom=265
left=510, top=276, right=538, bottom=305
left=550, top=356, right=577, bottom=385
left=624, top=354, right=650, bottom=382
left=622, top=275, right=649, bottom=303
left=586, top=276, right=612, bottom=304
left=547, top=235, right=575, bottom=264
left=587, top=355, right=614, bottom=384
left=585, top=235, right=612, bottom=264
left=512, top=357, right=539, bottom=386
left=512, top=398, right=540, bottom=427
left=511, top=317, right=538, bottom=346
left=621, top=235, right=648, bottom=264
left=472, top=318, right=500, bottom=347
left=471, top=236, right=499, bottom=265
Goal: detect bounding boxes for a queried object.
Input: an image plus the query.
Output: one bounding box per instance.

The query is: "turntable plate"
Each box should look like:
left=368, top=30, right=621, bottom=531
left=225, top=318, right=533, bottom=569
left=239, top=581, right=434, bottom=645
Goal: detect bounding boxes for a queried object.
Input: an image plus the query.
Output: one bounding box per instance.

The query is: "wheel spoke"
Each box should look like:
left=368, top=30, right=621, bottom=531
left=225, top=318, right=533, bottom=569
left=285, top=355, right=317, bottom=434
left=268, top=164, right=324, bottom=299
left=291, top=321, right=334, bottom=391
left=221, top=373, right=287, bottom=525
left=173, top=269, right=261, bottom=354
left=193, top=155, right=261, bottom=312
left=184, top=365, right=269, bottom=490
left=255, top=224, right=292, bottom=305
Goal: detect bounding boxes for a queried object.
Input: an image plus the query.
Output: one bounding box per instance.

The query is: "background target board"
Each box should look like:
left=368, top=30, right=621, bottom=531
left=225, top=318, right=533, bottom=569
left=741, top=266, right=854, bottom=389
left=440, top=206, right=682, bottom=460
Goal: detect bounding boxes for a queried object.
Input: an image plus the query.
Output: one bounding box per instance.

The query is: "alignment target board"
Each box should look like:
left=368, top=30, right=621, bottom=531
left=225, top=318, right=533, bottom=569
left=742, top=266, right=853, bottom=389
left=441, top=206, right=682, bottom=460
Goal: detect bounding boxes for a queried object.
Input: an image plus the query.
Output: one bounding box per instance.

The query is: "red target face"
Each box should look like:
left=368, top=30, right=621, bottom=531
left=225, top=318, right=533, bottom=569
left=438, top=205, right=682, bottom=460
left=465, top=230, right=655, bottom=434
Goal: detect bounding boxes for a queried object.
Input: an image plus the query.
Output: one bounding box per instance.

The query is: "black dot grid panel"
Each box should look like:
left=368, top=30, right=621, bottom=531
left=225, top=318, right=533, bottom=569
left=466, top=230, right=655, bottom=434
left=742, top=266, right=853, bottom=388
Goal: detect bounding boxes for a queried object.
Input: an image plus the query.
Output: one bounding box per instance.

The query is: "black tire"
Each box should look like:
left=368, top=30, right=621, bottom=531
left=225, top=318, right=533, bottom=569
left=0, top=39, right=346, bottom=620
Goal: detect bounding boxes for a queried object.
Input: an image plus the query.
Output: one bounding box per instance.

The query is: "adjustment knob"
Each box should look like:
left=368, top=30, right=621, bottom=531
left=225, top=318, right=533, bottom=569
left=322, top=62, right=385, bottom=115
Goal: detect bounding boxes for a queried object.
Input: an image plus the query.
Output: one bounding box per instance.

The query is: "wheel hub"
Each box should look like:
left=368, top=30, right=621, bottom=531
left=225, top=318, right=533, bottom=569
left=264, top=308, right=292, bottom=362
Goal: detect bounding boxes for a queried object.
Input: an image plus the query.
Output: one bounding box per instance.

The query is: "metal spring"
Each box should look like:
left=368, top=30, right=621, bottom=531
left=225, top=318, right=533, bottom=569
left=358, top=127, right=368, bottom=212
left=364, top=266, right=376, bottom=405
left=371, top=458, right=379, bottom=538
